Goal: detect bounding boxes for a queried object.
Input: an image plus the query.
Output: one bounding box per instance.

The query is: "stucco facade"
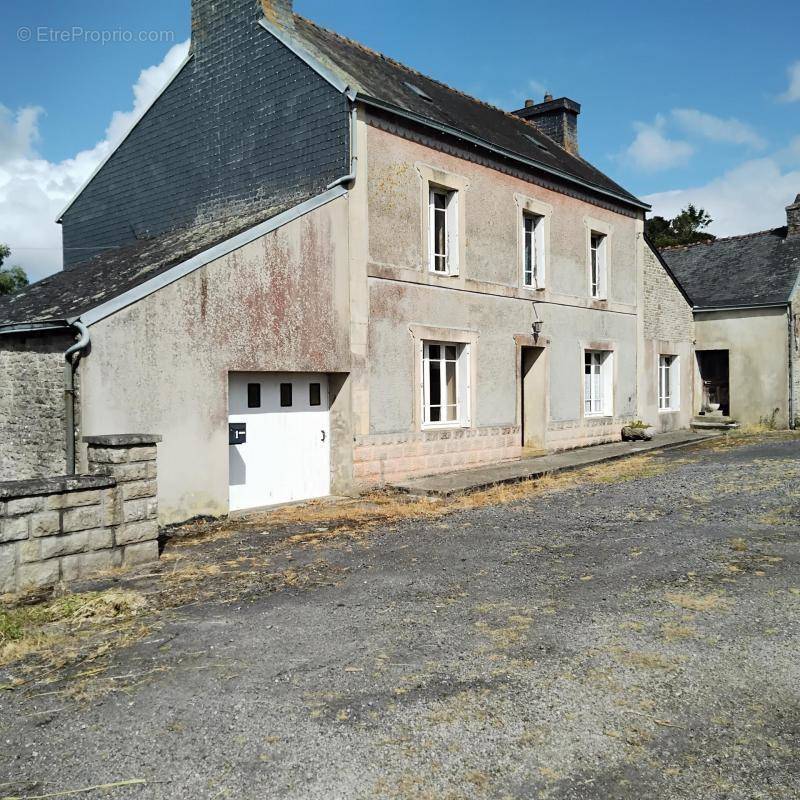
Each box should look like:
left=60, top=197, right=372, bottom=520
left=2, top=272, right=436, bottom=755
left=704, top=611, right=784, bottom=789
left=76, top=196, right=352, bottom=523
left=350, top=119, right=645, bottom=485
left=693, top=307, right=791, bottom=428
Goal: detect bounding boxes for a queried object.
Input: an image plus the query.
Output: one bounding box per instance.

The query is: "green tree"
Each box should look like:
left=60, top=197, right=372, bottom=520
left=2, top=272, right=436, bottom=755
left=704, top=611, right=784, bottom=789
left=645, top=204, right=715, bottom=248
left=0, top=244, right=29, bottom=296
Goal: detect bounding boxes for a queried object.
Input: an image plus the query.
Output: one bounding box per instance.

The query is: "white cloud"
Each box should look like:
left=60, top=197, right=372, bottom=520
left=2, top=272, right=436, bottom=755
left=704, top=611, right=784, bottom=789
left=671, top=108, right=766, bottom=149
left=623, top=115, right=694, bottom=172
left=0, top=39, right=189, bottom=281
left=779, top=60, right=800, bottom=103
left=644, top=157, right=800, bottom=237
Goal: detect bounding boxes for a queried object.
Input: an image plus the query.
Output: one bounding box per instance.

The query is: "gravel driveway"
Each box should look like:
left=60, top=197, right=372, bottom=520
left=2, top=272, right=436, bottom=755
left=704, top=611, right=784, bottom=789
left=2, top=435, right=799, bottom=799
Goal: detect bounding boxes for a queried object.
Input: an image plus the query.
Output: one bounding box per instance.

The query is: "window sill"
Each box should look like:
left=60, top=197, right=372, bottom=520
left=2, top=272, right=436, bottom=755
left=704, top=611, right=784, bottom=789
left=422, top=422, right=465, bottom=431
left=584, top=413, right=613, bottom=419
left=658, top=408, right=679, bottom=414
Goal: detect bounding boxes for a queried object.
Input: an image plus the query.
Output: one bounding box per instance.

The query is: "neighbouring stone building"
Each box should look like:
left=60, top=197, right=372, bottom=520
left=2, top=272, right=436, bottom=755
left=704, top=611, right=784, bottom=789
left=0, top=0, right=695, bottom=525
left=662, top=196, right=800, bottom=429
left=640, top=240, right=695, bottom=432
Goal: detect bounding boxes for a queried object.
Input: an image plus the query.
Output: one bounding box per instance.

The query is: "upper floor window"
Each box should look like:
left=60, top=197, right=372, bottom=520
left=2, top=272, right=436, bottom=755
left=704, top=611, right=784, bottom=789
left=422, top=341, right=469, bottom=427
left=590, top=232, right=607, bottom=299
left=584, top=349, right=613, bottom=416
left=523, top=213, right=545, bottom=289
left=429, top=187, right=458, bottom=275
left=659, top=355, right=679, bottom=411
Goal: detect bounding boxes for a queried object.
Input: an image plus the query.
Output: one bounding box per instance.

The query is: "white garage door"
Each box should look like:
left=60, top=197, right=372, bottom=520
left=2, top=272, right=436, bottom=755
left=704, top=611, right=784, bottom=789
left=228, top=373, right=331, bottom=512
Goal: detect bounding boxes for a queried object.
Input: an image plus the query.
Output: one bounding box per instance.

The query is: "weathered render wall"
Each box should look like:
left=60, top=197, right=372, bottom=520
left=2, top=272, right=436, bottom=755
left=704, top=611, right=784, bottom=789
left=694, top=308, right=790, bottom=427
left=78, top=197, right=351, bottom=524
left=0, top=333, right=76, bottom=481
left=641, top=243, right=694, bottom=432
left=60, top=0, right=349, bottom=268
left=355, top=122, right=641, bottom=482
left=0, top=436, right=160, bottom=594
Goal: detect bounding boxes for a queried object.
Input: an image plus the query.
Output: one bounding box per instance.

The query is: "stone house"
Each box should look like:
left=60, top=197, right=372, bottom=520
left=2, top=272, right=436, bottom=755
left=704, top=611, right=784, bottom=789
left=0, top=0, right=694, bottom=524
left=662, top=196, right=800, bottom=429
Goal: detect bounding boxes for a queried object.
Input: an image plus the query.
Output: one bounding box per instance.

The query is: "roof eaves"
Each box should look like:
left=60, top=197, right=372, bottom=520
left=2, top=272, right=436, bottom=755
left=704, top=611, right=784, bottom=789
left=359, top=94, right=650, bottom=212
left=76, top=185, right=347, bottom=327
left=0, top=320, right=70, bottom=336
left=56, top=50, right=195, bottom=224
left=693, top=301, right=790, bottom=313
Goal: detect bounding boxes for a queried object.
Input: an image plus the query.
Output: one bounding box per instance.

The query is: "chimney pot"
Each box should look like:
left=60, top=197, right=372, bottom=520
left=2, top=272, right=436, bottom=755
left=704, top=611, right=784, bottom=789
left=524, top=99, right=534, bottom=108
left=787, top=193, right=800, bottom=237
left=544, top=92, right=553, bottom=102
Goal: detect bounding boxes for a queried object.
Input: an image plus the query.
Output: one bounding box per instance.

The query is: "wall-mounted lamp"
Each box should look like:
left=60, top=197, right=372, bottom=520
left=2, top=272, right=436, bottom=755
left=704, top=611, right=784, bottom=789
left=532, top=301, right=543, bottom=341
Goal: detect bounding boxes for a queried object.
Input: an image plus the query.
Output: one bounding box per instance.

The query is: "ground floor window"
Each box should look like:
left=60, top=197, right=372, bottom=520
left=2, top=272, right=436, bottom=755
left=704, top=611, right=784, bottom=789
left=423, top=341, right=468, bottom=426
left=659, top=354, right=679, bottom=411
left=584, top=349, right=613, bottom=416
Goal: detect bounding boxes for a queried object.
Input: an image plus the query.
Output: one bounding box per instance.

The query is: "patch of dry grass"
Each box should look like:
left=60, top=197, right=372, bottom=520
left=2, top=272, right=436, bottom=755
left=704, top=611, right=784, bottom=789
left=665, top=591, right=729, bottom=613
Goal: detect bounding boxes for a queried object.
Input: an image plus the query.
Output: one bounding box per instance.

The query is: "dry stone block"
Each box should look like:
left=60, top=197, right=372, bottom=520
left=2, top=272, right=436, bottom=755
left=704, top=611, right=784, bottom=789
left=18, top=539, right=42, bottom=564
left=6, top=496, right=45, bottom=515
left=0, top=543, right=16, bottom=593
left=61, top=549, right=122, bottom=582
left=115, top=520, right=158, bottom=546
left=122, top=540, right=159, bottom=567
left=1, top=515, right=28, bottom=543
left=17, top=559, right=60, bottom=590
left=122, top=499, right=148, bottom=523
left=40, top=529, right=113, bottom=560
left=121, top=480, right=157, bottom=501
left=61, top=490, right=102, bottom=508
left=30, top=511, right=61, bottom=538
left=87, top=447, right=129, bottom=465
left=62, top=505, right=103, bottom=533
left=126, top=446, right=157, bottom=463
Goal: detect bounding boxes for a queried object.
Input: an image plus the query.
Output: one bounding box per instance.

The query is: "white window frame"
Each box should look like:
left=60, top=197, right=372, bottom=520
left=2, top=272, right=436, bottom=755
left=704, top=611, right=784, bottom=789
left=416, top=163, right=468, bottom=277
left=583, top=349, right=614, bottom=417
left=516, top=193, right=551, bottom=291
left=428, top=187, right=459, bottom=275
left=422, top=340, right=470, bottom=428
left=589, top=231, right=607, bottom=299
left=522, top=212, right=545, bottom=289
left=658, top=354, right=680, bottom=411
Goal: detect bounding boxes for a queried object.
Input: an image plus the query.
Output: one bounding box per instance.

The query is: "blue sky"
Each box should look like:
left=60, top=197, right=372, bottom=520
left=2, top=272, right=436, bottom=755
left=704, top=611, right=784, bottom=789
left=1, top=0, right=799, bottom=279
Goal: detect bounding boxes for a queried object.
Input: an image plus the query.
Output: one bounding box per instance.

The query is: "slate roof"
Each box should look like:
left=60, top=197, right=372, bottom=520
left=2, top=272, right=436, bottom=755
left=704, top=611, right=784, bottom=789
left=661, top=227, right=800, bottom=309
left=292, top=16, right=646, bottom=211
left=0, top=199, right=298, bottom=327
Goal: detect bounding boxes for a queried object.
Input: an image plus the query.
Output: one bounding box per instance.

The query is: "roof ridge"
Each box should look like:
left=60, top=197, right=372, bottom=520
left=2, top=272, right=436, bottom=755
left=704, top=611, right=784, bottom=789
left=293, top=15, right=565, bottom=149
left=661, top=227, right=787, bottom=251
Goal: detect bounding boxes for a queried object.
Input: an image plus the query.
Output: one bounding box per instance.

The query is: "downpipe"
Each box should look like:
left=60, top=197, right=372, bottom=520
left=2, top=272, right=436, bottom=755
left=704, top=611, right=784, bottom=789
left=64, top=320, right=90, bottom=474
left=326, top=103, right=358, bottom=190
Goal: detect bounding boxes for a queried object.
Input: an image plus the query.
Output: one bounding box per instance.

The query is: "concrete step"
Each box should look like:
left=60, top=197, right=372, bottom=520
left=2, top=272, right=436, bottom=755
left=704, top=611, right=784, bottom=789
left=691, top=417, right=739, bottom=431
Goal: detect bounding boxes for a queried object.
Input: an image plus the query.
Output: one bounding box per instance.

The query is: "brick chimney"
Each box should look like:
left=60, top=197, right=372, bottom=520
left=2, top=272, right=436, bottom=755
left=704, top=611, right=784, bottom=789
left=513, top=94, right=581, bottom=155
left=192, top=0, right=293, bottom=53
left=787, top=194, right=800, bottom=237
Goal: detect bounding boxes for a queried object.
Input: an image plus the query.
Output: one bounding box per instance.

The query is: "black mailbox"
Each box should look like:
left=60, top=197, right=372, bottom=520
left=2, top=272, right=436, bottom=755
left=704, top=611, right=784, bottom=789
left=229, top=422, right=246, bottom=445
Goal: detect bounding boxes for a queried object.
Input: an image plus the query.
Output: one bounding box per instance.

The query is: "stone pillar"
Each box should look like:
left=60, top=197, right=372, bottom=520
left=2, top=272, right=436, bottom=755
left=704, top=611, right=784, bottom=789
left=84, top=434, right=162, bottom=567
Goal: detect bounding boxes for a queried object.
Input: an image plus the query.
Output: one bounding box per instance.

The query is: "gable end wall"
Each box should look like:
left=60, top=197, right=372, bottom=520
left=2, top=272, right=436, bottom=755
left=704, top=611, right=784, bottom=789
left=61, top=2, right=349, bottom=269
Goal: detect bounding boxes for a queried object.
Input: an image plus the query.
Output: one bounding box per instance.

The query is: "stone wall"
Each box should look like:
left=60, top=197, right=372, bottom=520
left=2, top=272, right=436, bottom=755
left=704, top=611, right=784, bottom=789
left=643, top=243, right=694, bottom=342
left=354, top=426, right=522, bottom=486
left=0, top=435, right=160, bottom=594
left=0, top=333, right=76, bottom=482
